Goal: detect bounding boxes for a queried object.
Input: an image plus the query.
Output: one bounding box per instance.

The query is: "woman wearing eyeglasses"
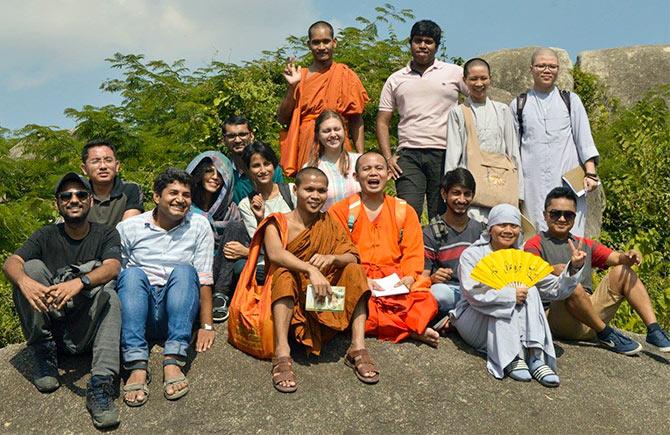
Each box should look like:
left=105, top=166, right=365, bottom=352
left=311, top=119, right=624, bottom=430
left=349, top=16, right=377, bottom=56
left=444, top=57, right=523, bottom=223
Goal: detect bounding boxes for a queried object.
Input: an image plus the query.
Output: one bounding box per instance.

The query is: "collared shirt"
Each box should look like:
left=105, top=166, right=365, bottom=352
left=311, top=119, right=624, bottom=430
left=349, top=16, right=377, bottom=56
left=379, top=59, right=468, bottom=150
left=232, top=165, right=285, bottom=204
left=116, top=210, right=214, bottom=287
left=88, top=176, right=144, bottom=227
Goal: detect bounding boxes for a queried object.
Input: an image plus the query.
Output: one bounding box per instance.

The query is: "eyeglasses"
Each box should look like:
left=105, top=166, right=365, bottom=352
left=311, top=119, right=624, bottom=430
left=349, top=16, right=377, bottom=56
left=223, top=132, right=250, bottom=140
left=57, top=190, right=90, bottom=202
left=547, top=209, right=576, bottom=221
left=533, top=64, right=559, bottom=71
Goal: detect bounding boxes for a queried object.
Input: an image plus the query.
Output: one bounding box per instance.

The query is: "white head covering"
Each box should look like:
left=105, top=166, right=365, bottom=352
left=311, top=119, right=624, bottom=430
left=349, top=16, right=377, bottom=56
left=473, top=204, right=523, bottom=248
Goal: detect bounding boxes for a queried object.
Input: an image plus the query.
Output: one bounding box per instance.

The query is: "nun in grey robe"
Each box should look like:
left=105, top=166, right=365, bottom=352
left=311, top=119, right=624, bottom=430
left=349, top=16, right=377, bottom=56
left=449, top=204, right=584, bottom=380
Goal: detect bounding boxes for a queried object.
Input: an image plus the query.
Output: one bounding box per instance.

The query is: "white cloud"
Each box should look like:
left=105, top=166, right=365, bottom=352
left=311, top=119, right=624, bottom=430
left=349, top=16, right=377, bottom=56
left=0, top=0, right=318, bottom=89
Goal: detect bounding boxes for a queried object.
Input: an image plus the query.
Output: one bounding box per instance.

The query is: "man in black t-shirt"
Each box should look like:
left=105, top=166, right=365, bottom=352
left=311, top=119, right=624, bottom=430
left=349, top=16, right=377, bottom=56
left=3, top=172, right=122, bottom=429
left=80, top=139, right=144, bottom=226
left=422, top=168, right=485, bottom=332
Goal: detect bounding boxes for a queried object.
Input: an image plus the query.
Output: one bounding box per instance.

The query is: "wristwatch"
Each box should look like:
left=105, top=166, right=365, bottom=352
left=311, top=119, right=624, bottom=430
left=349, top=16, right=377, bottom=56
left=202, top=323, right=214, bottom=331
left=79, top=274, right=92, bottom=289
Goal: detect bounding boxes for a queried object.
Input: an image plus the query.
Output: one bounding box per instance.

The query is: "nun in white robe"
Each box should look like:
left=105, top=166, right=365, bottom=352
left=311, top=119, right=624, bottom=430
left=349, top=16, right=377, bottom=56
left=449, top=204, right=584, bottom=380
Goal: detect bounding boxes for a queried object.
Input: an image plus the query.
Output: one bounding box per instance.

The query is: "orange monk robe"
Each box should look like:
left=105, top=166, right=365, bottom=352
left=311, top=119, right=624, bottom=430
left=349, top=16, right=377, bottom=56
left=280, top=62, right=369, bottom=176
left=329, top=194, right=438, bottom=343
left=271, top=212, right=370, bottom=356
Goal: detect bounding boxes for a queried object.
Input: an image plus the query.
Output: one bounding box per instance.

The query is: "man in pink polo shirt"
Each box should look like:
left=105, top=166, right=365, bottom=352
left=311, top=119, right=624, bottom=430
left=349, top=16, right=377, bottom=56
left=377, top=20, right=468, bottom=219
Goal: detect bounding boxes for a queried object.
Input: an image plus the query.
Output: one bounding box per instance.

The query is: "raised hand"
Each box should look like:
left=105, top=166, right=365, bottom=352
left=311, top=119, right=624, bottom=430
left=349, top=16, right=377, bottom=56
left=282, top=57, right=302, bottom=87
left=568, top=238, right=587, bottom=270
left=251, top=193, right=265, bottom=222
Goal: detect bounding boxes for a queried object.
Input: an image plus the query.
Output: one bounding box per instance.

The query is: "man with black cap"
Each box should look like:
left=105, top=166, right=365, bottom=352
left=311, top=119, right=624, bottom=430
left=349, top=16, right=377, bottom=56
left=2, top=172, right=122, bottom=429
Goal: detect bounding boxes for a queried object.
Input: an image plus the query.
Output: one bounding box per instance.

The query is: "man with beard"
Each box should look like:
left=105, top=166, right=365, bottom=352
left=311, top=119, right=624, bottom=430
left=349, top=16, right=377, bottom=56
left=80, top=139, right=143, bottom=226
left=330, top=152, right=439, bottom=347
left=237, top=167, right=375, bottom=393
left=422, top=168, right=485, bottom=333
left=116, top=168, right=215, bottom=405
left=3, top=173, right=122, bottom=429
left=377, top=20, right=468, bottom=219
left=221, top=116, right=285, bottom=204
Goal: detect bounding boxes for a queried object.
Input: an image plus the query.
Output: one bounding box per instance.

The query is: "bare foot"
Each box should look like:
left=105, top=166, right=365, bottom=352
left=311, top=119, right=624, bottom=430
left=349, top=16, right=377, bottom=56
left=124, top=369, right=147, bottom=404
left=410, top=328, right=440, bottom=348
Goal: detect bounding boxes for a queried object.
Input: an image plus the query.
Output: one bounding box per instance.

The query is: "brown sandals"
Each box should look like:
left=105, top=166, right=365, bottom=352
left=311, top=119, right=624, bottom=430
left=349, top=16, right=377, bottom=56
left=344, top=349, right=380, bottom=384
left=271, top=356, right=298, bottom=393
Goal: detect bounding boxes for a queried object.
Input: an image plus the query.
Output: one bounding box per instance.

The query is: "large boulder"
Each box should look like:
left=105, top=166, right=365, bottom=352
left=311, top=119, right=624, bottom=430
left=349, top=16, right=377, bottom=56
left=479, top=47, right=574, bottom=98
left=577, top=44, right=670, bottom=106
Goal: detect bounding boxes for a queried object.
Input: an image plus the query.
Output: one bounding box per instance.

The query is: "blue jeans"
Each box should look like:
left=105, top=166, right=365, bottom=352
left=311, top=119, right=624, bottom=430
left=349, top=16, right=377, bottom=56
left=118, top=265, right=200, bottom=366
left=431, top=282, right=462, bottom=318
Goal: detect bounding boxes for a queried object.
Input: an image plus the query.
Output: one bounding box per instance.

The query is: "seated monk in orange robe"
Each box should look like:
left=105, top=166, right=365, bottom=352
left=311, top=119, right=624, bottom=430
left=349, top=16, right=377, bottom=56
left=263, top=167, right=378, bottom=393
left=329, top=152, right=440, bottom=347
left=277, top=21, right=369, bottom=176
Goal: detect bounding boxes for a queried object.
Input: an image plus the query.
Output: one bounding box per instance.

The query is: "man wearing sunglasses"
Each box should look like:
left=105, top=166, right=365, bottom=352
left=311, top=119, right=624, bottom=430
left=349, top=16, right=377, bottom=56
left=221, top=115, right=285, bottom=204
left=3, top=172, right=123, bottom=428
left=524, top=187, right=670, bottom=354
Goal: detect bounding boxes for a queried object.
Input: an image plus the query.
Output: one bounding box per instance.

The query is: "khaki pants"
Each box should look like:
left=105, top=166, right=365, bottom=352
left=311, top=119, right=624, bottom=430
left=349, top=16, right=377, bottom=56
left=547, top=271, right=624, bottom=340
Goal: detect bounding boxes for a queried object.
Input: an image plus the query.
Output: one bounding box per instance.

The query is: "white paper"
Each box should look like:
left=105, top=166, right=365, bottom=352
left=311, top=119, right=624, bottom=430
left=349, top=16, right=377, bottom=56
left=371, top=273, right=410, bottom=297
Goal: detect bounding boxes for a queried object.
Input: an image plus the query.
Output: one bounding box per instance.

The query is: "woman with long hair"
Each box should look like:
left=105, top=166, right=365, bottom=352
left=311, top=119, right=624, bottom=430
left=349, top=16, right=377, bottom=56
left=306, top=109, right=361, bottom=210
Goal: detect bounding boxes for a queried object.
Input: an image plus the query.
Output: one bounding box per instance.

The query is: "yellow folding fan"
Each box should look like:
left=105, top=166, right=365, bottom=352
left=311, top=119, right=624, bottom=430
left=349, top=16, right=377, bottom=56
left=470, top=249, right=553, bottom=289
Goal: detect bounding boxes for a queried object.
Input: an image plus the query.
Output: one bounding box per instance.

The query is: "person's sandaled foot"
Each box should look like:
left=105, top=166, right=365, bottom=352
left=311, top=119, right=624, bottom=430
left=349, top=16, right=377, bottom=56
left=271, top=356, right=297, bottom=393
left=504, top=358, right=532, bottom=382
left=123, top=368, right=151, bottom=407
left=344, top=348, right=380, bottom=384
left=528, top=359, right=560, bottom=388
left=409, top=327, right=440, bottom=348
left=163, top=358, right=189, bottom=400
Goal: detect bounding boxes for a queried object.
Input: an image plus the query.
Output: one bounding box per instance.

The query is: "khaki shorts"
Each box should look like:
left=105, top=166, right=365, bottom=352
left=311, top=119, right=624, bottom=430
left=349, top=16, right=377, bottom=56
left=546, top=270, right=624, bottom=340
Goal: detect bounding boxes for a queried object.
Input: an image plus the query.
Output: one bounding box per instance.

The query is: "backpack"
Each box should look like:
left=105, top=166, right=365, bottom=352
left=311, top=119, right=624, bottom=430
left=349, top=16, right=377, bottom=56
left=346, top=195, right=407, bottom=243
left=516, top=88, right=571, bottom=138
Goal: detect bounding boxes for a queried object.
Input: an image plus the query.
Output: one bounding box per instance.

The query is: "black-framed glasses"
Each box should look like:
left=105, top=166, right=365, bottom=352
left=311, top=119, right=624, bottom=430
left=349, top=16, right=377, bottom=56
left=57, top=190, right=90, bottom=202
left=223, top=132, right=250, bottom=140
left=547, top=209, right=576, bottom=221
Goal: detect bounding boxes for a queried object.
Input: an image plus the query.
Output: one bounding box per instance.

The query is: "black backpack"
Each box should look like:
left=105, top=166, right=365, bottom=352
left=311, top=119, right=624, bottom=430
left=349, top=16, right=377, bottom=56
left=516, top=89, right=571, bottom=138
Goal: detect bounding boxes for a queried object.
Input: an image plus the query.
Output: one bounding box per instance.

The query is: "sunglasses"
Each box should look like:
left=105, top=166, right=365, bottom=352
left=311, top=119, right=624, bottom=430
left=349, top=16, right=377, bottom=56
left=547, top=209, right=576, bottom=221
left=57, top=190, right=90, bottom=202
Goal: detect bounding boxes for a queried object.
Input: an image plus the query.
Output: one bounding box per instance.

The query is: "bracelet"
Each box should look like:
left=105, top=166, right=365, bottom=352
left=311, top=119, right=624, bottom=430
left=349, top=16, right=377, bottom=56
left=585, top=174, right=599, bottom=181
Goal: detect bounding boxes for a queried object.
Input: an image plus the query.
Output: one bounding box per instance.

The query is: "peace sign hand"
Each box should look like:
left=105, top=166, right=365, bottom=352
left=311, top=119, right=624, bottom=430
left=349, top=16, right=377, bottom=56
left=568, top=238, right=587, bottom=270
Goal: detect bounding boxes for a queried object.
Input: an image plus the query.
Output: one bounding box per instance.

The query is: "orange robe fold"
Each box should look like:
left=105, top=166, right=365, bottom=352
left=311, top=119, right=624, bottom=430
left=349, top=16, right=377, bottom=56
left=271, top=213, right=370, bottom=356
left=329, top=194, right=438, bottom=343
left=280, top=62, right=369, bottom=176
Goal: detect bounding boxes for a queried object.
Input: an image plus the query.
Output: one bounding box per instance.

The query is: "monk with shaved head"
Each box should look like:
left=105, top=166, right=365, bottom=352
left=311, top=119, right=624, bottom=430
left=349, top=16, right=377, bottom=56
left=330, top=152, right=440, bottom=347
left=277, top=20, right=369, bottom=176
left=233, top=166, right=378, bottom=393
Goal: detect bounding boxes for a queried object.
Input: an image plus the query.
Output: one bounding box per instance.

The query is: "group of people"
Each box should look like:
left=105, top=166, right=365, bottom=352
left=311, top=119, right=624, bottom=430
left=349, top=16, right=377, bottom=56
left=3, top=19, right=669, bottom=430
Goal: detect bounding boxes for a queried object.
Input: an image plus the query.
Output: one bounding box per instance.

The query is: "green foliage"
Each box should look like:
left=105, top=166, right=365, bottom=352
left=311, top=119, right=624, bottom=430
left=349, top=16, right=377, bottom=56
left=595, top=86, right=670, bottom=332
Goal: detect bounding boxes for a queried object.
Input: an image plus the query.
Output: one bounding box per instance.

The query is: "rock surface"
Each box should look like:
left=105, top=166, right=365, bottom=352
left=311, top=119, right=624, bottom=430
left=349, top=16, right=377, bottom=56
left=577, top=45, right=670, bottom=106
left=479, top=46, right=574, bottom=97
left=1, top=329, right=668, bottom=433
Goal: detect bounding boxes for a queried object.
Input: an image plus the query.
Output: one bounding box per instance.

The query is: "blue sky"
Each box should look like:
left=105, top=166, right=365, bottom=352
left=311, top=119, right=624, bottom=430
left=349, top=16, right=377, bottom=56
left=1, top=0, right=668, bottom=132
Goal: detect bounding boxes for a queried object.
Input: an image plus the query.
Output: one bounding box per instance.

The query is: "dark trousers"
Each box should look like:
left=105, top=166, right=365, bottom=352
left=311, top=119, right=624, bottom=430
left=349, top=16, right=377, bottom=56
left=12, top=260, right=120, bottom=377
left=213, top=219, right=251, bottom=297
left=395, top=148, right=445, bottom=219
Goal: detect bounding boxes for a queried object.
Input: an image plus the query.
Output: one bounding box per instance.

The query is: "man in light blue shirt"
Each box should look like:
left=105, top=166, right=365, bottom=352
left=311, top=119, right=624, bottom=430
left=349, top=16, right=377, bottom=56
left=116, top=168, right=215, bottom=406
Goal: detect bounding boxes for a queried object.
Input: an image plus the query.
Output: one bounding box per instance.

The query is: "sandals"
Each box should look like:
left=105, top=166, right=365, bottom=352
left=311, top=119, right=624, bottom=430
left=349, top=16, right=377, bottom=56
left=271, top=356, right=298, bottom=393
left=344, top=349, right=380, bottom=385
left=504, top=358, right=532, bottom=382
left=529, top=360, right=560, bottom=388
left=123, top=366, right=151, bottom=407
left=163, top=358, right=189, bottom=400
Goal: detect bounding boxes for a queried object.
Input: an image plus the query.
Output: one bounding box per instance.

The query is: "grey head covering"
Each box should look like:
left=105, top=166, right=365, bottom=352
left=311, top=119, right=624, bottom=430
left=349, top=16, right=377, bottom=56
left=473, top=203, right=523, bottom=248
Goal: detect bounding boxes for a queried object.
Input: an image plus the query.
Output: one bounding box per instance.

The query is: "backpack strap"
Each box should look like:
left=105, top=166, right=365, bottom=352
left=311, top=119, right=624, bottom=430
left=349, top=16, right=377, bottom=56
left=516, top=91, right=528, bottom=138
left=347, top=195, right=362, bottom=233
left=394, top=198, right=407, bottom=243
left=277, top=183, right=295, bottom=210
left=558, top=88, right=571, bottom=114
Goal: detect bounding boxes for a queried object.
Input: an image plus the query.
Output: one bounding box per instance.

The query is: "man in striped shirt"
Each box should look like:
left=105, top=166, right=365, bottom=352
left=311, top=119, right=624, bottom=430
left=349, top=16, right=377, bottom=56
left=116, top=168, right=215, bottom=405
left=422, top=168, right=485, bottom=332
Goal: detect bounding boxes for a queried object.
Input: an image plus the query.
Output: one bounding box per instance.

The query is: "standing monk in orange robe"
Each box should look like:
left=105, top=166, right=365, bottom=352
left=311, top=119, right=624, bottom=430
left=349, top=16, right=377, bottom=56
left=277, top=21, right=369, bottom=176
left=329, top=152, right=440, bottom=347
left=263, top=167, right=378, bottom=393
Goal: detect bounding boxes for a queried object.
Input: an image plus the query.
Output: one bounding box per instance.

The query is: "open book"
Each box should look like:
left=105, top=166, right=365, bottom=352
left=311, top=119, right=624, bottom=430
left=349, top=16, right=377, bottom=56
left=305, top=285, right=345, bottom=312
left=370, top=273, right=410, bottom=298
left=562, top=166, right=600, bottom=197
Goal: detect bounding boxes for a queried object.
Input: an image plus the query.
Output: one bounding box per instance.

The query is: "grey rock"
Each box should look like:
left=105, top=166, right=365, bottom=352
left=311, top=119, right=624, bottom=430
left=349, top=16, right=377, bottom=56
left=487, top=86, right=515, bottom=104
left=1, top=328, right=668, bottom=433
left=479, top=46, right=574, bottom=98
left=577, top=45, right=670, bottom=106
